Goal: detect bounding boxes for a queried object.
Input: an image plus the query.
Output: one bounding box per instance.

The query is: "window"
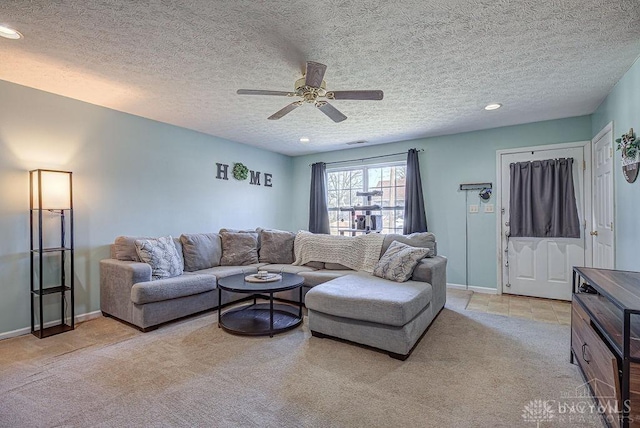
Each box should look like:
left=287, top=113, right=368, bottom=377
left=327, top=162, right=406, bottom=235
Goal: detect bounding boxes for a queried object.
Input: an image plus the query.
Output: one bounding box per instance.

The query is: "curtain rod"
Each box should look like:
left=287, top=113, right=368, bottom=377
left=311, top=148, right=423, bottom=167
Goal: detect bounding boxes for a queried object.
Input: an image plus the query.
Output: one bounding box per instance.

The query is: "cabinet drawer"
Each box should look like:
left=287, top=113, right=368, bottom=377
left=629, top=364, right=640, bottom=426
left=572, top=299, right=590, bottom=323
left=572, top=307, right=621, bottom=427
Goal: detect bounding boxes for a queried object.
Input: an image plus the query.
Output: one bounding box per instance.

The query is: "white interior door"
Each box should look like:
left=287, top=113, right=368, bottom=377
left=592, top=124, right=615, bottom=269
left=500, top=146, right=586, bottom=301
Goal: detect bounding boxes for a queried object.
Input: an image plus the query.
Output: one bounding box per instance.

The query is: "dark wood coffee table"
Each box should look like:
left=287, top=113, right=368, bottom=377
left=217, top=272, right=304, bottom=337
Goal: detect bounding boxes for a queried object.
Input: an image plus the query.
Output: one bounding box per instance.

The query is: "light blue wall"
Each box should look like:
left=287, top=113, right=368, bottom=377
left=9, top=55, right=640, bottom=337
left=291, top=116, right=592, bottom=288
left=0, top=80, right=293, bottom=336
left=592, top=57, right=640, bottom=270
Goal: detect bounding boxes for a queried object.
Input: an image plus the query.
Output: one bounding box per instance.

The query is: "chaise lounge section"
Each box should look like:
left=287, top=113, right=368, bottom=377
left=305, top=256, right=447, bottom=360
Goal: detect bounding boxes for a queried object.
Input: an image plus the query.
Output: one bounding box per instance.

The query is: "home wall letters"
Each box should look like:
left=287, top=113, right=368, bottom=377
left=216, top=162, right=273, bottom=187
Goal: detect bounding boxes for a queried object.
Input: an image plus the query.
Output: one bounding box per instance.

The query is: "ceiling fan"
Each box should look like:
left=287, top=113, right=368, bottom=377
left=237, top=61, right=383, bottom=123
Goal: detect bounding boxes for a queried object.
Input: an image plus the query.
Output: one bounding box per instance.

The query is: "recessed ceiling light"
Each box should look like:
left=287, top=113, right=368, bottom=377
left=299, top=137, right=310, bottom=143
left=484, top=103, right=502, bottom=111
left=0, top=25, right=22, bottom=40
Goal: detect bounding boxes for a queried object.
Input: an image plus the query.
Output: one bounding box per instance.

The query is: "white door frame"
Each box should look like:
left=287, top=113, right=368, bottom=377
left=591, top=121, right=615, bottom=268
left=495, top=141, right=592, bottom=295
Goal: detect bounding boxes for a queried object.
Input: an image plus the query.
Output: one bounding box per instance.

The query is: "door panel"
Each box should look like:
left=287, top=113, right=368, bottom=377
left=513, top=240, right=535, bottom=279
left=547, top=242, right=568, bottom=283
left=501, top=146, right=585, bottom=301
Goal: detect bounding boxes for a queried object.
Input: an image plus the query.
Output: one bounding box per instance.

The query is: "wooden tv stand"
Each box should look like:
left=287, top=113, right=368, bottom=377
left=572, top=267, right=640, bottom=428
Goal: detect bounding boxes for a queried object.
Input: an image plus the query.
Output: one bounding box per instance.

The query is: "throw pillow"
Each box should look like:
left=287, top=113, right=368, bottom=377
left=258, top=229, right=295, bottom=264
left=219, top=228, right=260, bottom=250
left=135, top=236, right=184, bottom=280
left=380, top=232, right=437, bottom=258
left=220, top=231, right=259, bottom=266
left=180, top=233, right=222, bottom=271
left=373, top=240, right=430, bottom=282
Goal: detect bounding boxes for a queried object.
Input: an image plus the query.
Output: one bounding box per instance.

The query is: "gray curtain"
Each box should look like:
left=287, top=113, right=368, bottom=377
left=509, top=158, right=580, bottom=238
left=309, top=162, right=330, bottom=234
left=403, top=148, right=428, bottom=234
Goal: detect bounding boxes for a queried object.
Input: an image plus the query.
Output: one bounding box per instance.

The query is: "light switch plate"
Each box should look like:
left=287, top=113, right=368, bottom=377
left=484, top=204, right=494, bottom=213
left=469, top=204, right=479, bottom=213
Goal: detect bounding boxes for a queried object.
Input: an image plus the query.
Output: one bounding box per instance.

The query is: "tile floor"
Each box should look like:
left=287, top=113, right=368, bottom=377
left=465, top=292, right=571, bottom=325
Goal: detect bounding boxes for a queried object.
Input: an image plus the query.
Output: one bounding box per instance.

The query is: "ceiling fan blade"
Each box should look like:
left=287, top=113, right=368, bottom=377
left=304, top=61, right=327, bottom=88
left=237, top=89, right=293, bottom=96
left=329, top=90, right=384, bottom=100
left=316, top=102, right=347, bottom=123
left=268, top=102, right=302, bottom=120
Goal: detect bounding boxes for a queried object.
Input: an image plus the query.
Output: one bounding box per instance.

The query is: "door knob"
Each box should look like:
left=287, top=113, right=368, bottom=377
left=590, top=231, right=598, bottom=236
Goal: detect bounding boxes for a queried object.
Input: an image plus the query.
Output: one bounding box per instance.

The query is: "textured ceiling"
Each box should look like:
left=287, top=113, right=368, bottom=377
left=1, top=1, right=639, bottom=156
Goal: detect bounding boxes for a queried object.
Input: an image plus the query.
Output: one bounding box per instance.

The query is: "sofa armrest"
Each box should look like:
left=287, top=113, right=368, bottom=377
left=411, top=255, right=447, bottom=312
left=100, top=259, right=152, bottom=323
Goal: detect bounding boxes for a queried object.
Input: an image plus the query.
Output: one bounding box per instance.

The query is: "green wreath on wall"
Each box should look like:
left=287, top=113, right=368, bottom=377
left=233, top=162, right=249, bottom=180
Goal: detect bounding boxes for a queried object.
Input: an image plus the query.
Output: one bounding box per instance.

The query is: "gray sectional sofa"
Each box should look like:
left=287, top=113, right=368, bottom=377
left=100, top=229, right=447, bottom=359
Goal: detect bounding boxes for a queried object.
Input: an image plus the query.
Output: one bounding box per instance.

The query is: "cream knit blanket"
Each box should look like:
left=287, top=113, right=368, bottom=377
left=292, top=231, right=385, bottom=273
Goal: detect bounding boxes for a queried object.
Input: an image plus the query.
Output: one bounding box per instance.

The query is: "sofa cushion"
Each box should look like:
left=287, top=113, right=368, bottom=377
left=374, top=241, right=430, bottom=282
left=114, top=236, right=184, bottom=264
left=325, top=263, right=350, bottom=270
left=298, top=270, right=354, bottom=287
left=305, top=272, right=433, bottom=327
left=381, top=232, right=437, bottom=257
left=131, top=274, right=216, bottom=304
left=134, top=236, right=184, bottom=280
left=180, top=233, right=222, bottom=271
left=220, top=232, right=259, bottom=266
left=261, top=264, right=316, bottom=274
left=258, top=229, right=295, bottom=264
left=114, top=236, right=150, bottom=261
left=304, top=261, right=325, bottom=269
left=195, top=264, right=261, bottom=278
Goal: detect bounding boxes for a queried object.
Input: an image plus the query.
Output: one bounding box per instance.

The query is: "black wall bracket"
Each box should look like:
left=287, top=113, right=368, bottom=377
left=459, top=182, right=492, bottom=191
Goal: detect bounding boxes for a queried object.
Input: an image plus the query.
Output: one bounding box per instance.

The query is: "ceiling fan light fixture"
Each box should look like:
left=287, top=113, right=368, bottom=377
left=484, top=103, right=502, bottom=111
left=0, top=25, right=22, bottom=39
left=299, top=137, right=310, bottom=143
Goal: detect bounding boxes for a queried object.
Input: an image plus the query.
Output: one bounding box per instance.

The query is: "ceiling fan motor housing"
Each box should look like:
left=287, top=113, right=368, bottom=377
left=294, top=77, right=326, bottom=102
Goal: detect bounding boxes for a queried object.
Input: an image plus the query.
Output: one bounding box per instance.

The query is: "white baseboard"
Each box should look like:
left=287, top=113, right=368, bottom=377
left=76, top=310, right=102, bottom=323
left=447, top=283, right=497, bottom=295
left=0, top=310, right=103, bottom=341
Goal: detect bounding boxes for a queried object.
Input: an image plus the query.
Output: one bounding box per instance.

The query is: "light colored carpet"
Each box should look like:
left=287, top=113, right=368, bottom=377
left=0, top=290, right=604, bottom=427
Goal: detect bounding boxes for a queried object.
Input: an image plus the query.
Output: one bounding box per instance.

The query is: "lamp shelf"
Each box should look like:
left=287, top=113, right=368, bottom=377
left=31, top=285, right=71, bottom=296
left=31, top=247, right=72, bottom=253
left=33, top=324, right=74, bottom=339
left=29, top=169, right=74, bottom=339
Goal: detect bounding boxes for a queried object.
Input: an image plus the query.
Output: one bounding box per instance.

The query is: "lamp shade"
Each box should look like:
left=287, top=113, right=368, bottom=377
left=30, top=169, right=72, bottom=210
